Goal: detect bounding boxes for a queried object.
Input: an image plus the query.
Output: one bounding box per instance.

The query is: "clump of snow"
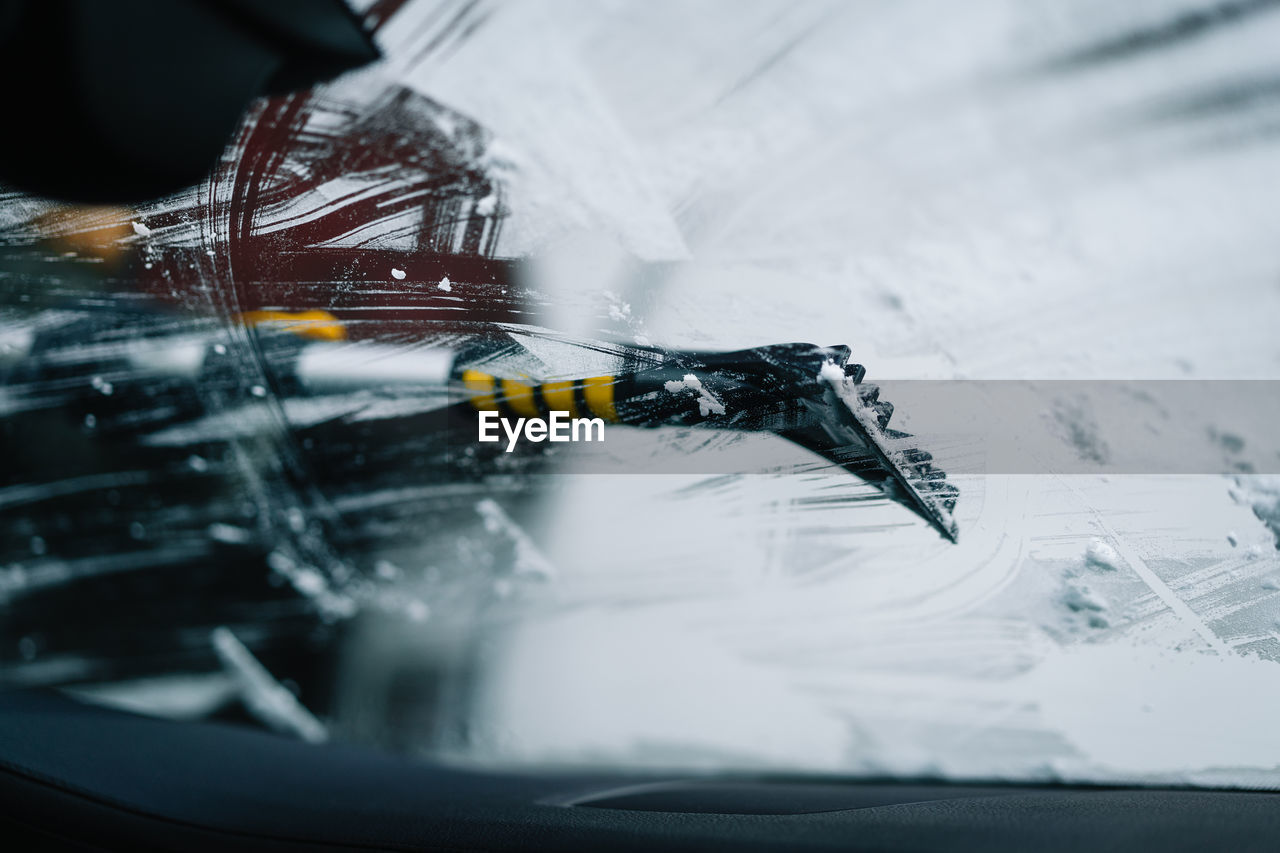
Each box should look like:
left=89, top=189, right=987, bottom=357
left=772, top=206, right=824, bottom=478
left=438, top=276, right=452, bottom=292
left=474, top=194, right=498, bottom=216
left=818, top=361, right=847, bottom=385
left=391, top=267, right=406, bottom=280
left=131, top=221, right=151, bottom=237
left=1084, top=538, right=1121, bottom=571
left=1230, top=476, right=1280, bottom=550
left=663, top=373, right=725, bottom=417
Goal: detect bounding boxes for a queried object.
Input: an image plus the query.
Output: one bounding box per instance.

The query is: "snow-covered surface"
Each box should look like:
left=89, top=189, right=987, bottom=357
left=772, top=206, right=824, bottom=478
left=3, top=0, right=1279, bottom=790
left=378, top=0, right=1280, bottom=784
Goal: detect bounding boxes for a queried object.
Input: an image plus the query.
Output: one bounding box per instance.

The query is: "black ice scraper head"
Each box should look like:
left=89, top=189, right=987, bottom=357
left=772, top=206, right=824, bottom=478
left=458, top=342, right=960, bottom=542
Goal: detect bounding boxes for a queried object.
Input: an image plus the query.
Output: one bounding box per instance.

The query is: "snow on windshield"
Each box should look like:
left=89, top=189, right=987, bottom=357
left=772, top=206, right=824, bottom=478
left=3, top=0, right=1280, bottom=787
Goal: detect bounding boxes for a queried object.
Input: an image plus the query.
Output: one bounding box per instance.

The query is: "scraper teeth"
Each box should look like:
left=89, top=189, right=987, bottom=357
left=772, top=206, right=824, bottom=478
left=928, top=482, right=960, bottom=513
left=816, top=364, right=959, bottom=542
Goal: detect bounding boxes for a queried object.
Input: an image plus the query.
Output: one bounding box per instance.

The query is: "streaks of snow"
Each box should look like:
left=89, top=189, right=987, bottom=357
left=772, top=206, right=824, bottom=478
left=206, top=523, right=253, bottom=545
left=605, top=291, right=631, bottom=322
left=476, top=498, right=556, bottom=581
left=211, top=627, right=328, bottom=743
left=398, top=2, right=689, bottom=261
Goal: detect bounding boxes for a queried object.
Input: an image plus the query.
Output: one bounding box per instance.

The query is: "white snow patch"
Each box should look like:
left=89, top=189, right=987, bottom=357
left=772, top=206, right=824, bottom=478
left=438, top=276, right=452, bottom=292
left=1030, top=641, right=1280, bottom=774
left=131, top=221, right=151, bottom=237
left=663, top=373, right=725, bottom=416
left=474, top=607, right=847, bottom=770
left=391, top=267, right=406, bottom=280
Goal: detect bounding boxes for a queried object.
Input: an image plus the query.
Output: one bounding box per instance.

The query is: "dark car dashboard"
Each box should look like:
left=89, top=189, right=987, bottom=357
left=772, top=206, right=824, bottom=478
left=1, top=690, right=1276, bottom=852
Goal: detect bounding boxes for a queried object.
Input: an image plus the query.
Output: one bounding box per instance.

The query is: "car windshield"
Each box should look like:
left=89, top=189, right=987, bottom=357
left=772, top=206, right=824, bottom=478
left=3, top=0, right=1280, bottom=790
